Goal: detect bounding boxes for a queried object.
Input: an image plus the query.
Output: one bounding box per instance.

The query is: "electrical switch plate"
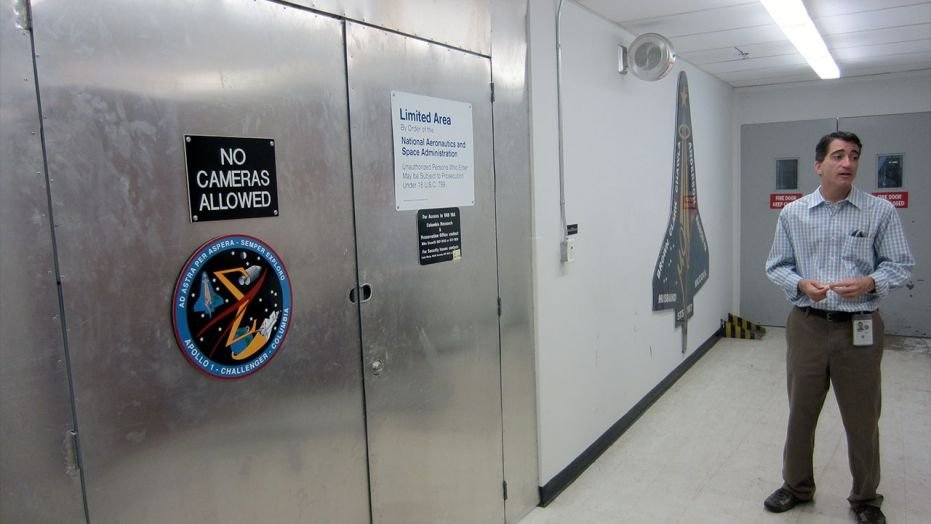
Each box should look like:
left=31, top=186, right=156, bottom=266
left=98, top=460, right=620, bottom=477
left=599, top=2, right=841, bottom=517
left=561, top=238, right=576, bottom=263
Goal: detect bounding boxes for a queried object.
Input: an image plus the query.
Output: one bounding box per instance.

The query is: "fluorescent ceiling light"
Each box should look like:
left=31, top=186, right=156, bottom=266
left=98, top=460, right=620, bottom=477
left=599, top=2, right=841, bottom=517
left=760, top=0, right=840, bottom=79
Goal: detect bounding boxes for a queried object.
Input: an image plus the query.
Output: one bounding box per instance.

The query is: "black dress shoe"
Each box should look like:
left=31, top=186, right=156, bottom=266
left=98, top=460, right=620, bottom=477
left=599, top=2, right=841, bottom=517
left=763, top=487, right=808, bottom=513
left=852, top=504, right=886, bottom=524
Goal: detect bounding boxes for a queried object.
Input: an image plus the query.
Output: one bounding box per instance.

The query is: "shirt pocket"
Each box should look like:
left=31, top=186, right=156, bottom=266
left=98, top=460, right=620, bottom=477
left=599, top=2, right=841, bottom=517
left=842, top=235, right=873, bottom=273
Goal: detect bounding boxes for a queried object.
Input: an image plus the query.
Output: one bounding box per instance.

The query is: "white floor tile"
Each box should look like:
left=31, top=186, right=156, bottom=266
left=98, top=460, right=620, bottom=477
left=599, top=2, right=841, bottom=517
left=519, top=330, right=931, bottom=524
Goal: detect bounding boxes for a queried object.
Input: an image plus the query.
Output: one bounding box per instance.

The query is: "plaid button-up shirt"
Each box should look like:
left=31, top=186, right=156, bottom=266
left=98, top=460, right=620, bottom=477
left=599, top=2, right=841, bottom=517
left=765, top=185, right=914, bottom=312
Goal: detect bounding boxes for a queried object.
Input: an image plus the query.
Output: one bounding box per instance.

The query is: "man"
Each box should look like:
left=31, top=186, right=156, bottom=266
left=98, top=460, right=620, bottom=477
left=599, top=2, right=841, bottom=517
left=763, top=131, right=914, bottom=524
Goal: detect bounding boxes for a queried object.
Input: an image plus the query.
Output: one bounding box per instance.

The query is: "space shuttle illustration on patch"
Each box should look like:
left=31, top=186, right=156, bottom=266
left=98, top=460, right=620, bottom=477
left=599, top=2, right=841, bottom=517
left=193, top=271, right=224, bottom=318
left=652, top=71, right=710, bottom=354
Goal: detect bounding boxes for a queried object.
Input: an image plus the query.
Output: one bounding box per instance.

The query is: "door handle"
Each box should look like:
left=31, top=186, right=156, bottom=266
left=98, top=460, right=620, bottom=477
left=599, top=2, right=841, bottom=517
left=349, top=283, right=373, bottom=304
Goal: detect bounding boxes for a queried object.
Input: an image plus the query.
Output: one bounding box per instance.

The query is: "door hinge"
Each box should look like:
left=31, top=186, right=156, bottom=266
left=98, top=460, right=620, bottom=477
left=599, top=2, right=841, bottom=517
left=490, top=82, right=495, bottom=103
left=497, top=297, right=502, bottom=317
left=64, top=429, right=81, bottom=477
left=14, top=0, right=32, bottom=30
left=502, top=480, right=508, bottom=500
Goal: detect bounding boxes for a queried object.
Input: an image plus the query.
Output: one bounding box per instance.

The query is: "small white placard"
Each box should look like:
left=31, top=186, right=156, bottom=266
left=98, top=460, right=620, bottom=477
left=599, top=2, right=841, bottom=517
left=391, top=91, right=475, bottom=211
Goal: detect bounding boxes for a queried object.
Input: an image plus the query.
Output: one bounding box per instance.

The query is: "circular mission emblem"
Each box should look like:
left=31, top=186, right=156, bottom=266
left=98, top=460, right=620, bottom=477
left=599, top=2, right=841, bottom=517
left=172, top=234, right=292, bottom=379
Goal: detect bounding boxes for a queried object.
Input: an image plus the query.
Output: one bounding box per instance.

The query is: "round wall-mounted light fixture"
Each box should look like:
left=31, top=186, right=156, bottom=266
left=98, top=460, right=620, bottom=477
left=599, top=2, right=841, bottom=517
left=619, top=33, right=677, bottom=81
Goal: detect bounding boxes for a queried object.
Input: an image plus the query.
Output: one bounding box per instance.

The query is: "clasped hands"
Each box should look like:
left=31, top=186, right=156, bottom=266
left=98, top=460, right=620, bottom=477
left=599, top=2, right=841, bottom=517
left=799, top=277, right=876, bottom=302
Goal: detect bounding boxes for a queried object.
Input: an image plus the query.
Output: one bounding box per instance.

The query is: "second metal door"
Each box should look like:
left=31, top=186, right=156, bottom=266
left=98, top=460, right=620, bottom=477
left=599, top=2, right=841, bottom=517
left=347, top=23, right=505, bottom=524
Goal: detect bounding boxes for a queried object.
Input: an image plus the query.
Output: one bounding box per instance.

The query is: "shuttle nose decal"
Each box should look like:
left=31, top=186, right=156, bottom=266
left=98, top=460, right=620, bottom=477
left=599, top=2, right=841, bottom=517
left=652, top=71, right=710, bottom=354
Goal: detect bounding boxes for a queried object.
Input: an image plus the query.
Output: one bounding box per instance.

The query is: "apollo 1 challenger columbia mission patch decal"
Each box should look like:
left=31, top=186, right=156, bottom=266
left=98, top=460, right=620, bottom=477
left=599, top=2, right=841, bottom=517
left=172, top=235, right=292, bottom=378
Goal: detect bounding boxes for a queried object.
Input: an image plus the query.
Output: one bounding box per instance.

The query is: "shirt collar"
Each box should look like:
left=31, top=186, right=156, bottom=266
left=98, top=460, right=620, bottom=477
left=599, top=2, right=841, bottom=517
left=810, top=185, right=864, bottom=210
left=846, top=186, right=866, bottom=209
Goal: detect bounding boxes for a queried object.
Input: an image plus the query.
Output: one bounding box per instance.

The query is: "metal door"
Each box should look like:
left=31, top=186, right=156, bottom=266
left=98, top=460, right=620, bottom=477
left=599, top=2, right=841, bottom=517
left=0, top=5, right=85, bottom=522
left=839, top=113, right=930, bottom=336
left=740, top=119, right=837, bottom=326
left=30, top=1, right=370, bottom=522
left=346, top=23, right=505, bottom=524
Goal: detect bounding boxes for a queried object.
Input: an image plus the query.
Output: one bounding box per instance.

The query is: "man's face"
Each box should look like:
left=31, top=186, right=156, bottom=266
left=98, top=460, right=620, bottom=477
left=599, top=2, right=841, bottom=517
left=816, top=139, right=860, bottom=194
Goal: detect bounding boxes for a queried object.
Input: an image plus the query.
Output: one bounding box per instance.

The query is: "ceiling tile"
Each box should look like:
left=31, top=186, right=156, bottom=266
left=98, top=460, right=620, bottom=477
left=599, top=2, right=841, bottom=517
left=575, top=0, right=931, bottom=87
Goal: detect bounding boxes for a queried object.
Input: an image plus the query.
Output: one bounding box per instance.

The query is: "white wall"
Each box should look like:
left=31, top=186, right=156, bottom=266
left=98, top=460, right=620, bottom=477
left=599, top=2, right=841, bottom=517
left=734, top=71, right=931, bottom=124
left=529, top=1, right=735, bottom=485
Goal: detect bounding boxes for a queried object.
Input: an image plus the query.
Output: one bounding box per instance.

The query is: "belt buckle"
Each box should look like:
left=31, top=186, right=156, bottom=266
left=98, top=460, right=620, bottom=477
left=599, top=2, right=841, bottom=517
left=824, top=311, right=844, bottom=322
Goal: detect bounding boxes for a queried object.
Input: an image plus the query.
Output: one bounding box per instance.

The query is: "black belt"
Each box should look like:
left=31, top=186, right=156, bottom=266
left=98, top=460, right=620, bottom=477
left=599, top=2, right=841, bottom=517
left=797, top=306, right=873, bottom=322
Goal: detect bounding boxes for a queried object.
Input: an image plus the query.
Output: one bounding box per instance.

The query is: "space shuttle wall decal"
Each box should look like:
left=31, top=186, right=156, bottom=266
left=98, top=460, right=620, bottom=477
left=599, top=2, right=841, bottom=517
left=652, top=71, right=710, bottom=354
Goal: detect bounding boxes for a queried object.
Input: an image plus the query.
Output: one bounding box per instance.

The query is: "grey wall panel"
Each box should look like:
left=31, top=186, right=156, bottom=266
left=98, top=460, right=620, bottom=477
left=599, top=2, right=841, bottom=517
left=0, top=5, right=86, bottom=523
left=346, top=22, right=504, bottom=524
left=290, top=0, right=491, bottom=56
left=839, top=113, right=930, bottom=337
left=31, top=1, right=369, bottom=522
left=490, top=0, right=540, bottom=521
left=740, top=119, right=837, bottom=326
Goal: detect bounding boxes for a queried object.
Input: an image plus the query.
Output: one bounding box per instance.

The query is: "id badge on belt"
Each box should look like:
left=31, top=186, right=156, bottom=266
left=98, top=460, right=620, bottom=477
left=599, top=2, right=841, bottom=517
left=852, top=313, right=873, bottom=346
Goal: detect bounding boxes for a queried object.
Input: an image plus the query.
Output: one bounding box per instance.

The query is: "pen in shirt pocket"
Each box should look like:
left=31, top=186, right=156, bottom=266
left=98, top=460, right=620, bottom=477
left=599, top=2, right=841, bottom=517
left=850, top=229, right=866, bottom=237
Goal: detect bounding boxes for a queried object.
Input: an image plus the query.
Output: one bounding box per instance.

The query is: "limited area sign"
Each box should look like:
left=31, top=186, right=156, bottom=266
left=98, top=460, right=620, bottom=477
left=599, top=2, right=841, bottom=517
left=184, top=135, right=280, bottom=222
left=391, top=91, right=475, bottom=211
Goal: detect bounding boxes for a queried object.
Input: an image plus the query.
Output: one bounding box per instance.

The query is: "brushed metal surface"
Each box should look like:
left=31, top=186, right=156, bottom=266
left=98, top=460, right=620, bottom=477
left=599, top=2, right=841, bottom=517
left=0, top=5, right=85, bottom=522
left=347, top=22, right=504, bottom=524
left=290, top=0, right=491, bottom=56
left=489, top=1, right=541, bottom=521
left=31, top=1, right=369, bottom=522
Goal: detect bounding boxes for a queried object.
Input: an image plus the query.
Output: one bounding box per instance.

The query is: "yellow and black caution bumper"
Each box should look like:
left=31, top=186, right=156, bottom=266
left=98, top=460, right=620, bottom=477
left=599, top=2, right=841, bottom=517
left=717, top=313, right=767, bottom=339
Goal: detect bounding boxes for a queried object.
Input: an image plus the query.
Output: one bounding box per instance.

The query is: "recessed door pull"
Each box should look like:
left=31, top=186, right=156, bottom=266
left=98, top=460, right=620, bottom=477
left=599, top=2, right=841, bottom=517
left=349, top=284, right=373, bottom=303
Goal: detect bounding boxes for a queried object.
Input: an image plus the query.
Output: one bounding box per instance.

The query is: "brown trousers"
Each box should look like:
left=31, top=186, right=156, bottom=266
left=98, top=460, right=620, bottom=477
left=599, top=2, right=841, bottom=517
left=782, top=307, right=884, bottom=507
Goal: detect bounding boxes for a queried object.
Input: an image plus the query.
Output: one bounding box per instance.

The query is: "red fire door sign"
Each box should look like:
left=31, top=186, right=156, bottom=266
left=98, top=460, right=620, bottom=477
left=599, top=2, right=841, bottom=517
left=872, top=191, right=909, bottom=208
left=770, top=193, right=802, bottom=209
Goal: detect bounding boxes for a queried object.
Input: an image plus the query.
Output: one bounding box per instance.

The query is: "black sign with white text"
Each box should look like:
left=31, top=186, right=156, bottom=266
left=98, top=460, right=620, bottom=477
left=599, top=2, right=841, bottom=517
left=184, top=135, right=279, bottom=222
left=418, top=208, right=462, bottom=265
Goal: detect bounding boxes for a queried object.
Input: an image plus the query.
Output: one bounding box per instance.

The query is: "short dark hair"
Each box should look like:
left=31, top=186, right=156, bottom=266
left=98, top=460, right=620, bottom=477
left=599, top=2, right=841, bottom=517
left=815, top=131, right=862, bottom=162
